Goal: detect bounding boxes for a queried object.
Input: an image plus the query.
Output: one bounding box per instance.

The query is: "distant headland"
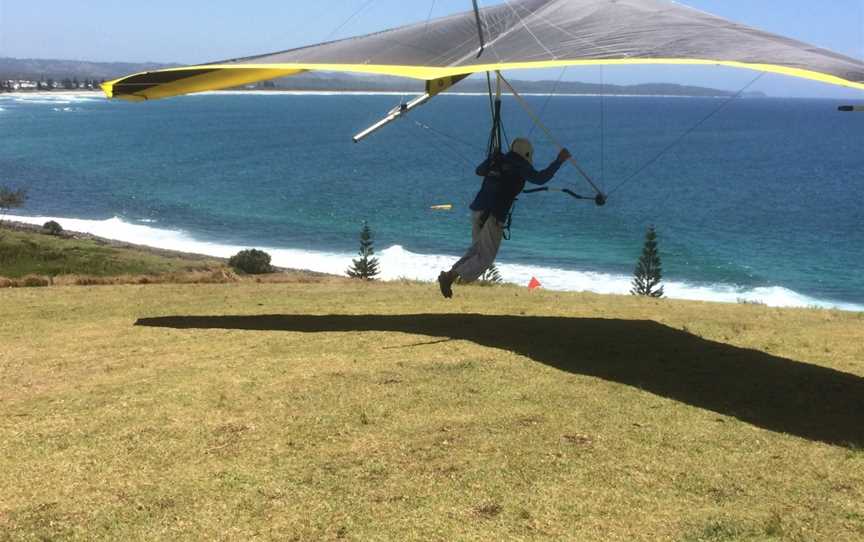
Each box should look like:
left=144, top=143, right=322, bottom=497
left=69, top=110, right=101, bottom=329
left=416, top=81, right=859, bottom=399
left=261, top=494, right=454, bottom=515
left=0, top=57, right=767, bottom=98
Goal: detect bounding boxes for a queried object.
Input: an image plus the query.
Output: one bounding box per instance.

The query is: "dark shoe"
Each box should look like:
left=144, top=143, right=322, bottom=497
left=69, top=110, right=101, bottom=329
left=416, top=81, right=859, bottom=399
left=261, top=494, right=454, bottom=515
left=438, top=271, right=454, bottom=298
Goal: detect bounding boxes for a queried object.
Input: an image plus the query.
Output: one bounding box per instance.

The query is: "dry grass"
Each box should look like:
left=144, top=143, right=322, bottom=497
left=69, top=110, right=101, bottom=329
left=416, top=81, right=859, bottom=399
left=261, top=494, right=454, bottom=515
left=1, top=281, right=863, bottom=541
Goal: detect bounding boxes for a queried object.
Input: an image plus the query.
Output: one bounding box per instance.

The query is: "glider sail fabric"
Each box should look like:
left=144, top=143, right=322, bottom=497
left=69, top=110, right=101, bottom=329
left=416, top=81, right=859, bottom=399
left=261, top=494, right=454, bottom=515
left=103, top=0, right=864, bottom=101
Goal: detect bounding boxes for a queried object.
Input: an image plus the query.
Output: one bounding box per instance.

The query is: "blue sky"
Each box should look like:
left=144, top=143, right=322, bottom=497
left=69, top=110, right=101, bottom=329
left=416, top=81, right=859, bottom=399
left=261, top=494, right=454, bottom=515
left=1, top=0, right=862, bottom=97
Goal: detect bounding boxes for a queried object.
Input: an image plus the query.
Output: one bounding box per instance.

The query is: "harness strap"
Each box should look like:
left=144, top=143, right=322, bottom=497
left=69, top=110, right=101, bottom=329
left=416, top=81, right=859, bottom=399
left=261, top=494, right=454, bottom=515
left=478, top=208, right=513, bottom=242
left=503, top=202, right=514, bottom=241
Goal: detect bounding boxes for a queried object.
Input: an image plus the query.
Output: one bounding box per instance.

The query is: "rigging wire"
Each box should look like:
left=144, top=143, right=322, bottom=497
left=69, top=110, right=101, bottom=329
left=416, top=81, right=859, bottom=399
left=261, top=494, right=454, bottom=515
left=471, top=0, right=487, bottom=57
left=424, top=0, right=438, bottom=33
left=501, top=0, right=556, bottom=59
left=528, top=66, right=568, bottom=139
left=600, top=65, right=606, bottom=185
left=409, top=127, right=473, bottom=170
left=472, top=1, right=496, bottom=138
left=501, top=113, right=511, bottom=152
left=607, top=71, right=766, bottom=196
left=860, top=0, right=863, bottom=63
left=498, top=73, right=605, bottom=198
left=325, top=0, right=376, bottom=42
left=854, top=0, right=864, bottom=112
left=486, top=72, right=496, bottom=123
left=505, top=0, right=619, bottom=58
left=859, top=0, right=864, bottom=102
left=413, top=119, right=485, bottom=154
left=395, top=121, right=475, bottom=179
left=412, top=120, right=484, bottom=165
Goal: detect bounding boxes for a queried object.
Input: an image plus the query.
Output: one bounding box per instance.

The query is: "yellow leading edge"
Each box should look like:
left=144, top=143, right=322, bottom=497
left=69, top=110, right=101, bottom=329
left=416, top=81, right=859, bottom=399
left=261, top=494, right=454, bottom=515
left=101, top=58, right=864, bottom=102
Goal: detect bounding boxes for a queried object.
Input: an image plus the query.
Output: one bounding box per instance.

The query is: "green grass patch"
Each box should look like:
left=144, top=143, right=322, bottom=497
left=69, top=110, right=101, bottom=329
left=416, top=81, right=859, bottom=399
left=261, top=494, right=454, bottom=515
left=0, top=226, right=220, bottom=279
left=2, top=280, right=863, bottom=540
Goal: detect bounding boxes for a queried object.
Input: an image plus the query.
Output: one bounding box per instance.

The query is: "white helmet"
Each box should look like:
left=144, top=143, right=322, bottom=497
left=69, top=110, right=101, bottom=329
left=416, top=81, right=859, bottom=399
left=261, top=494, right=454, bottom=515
left=510, top=138, right=534, bottom=164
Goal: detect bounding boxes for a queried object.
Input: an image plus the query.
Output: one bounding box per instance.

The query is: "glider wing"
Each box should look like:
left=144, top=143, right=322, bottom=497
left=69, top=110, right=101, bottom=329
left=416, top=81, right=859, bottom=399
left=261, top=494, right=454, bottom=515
left=103, top=0, right=864, bottom=101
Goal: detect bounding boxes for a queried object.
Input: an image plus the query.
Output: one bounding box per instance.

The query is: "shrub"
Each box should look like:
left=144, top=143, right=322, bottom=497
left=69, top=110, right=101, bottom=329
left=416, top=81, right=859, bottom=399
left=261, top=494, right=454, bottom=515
left=22, top=275, right=50, bottom=287
left=43, top=220, right=63, bottom=235
left=74, top=276, right=111, bottom=286
left=229, top=249, right=273, bottom=274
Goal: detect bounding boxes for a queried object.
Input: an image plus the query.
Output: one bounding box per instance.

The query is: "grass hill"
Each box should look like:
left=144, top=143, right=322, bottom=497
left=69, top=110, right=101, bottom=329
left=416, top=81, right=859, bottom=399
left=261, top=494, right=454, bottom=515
left=0, top=221, right=224, bottom=284
left=1, top=222, right=862, bottom=540
left=0, top=221, right=322, bottom=286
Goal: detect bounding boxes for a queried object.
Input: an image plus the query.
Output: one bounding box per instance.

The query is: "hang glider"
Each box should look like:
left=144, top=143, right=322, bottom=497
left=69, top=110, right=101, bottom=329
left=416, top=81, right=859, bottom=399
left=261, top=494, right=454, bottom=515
left=103, top=0, right=864, bottom=103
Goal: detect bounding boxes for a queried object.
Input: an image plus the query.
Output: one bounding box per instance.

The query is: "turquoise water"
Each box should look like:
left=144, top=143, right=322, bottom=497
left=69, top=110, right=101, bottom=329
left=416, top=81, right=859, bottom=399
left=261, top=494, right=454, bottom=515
left=1, top=91, right=862, bottom=309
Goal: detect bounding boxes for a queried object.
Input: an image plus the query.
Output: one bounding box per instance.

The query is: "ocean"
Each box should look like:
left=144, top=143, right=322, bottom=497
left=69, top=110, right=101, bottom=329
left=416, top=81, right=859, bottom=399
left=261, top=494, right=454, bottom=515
left=1, top=90, right=862, bottom=310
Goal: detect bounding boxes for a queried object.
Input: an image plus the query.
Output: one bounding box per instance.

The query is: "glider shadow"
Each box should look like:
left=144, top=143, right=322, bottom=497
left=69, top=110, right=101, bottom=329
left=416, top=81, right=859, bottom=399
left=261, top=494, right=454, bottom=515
left=136, top=313, right=864, bottom=447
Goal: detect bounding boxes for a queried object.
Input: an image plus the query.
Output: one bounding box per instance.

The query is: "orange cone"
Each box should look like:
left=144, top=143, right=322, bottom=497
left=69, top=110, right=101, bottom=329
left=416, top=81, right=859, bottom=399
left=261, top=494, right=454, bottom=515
left=528, top=277, right=542, bottom=290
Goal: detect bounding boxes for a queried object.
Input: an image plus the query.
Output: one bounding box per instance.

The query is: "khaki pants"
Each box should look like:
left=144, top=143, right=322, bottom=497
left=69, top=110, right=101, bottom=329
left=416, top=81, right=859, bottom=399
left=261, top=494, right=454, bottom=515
left=451, top=210, right=504, bottom=283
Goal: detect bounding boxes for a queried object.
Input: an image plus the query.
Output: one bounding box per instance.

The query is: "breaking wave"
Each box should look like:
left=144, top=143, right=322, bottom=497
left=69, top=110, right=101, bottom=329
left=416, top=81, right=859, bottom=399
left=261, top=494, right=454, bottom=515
left=6, top=214, right=861, bottom=312
left=4, top=93, right=102, bottom=105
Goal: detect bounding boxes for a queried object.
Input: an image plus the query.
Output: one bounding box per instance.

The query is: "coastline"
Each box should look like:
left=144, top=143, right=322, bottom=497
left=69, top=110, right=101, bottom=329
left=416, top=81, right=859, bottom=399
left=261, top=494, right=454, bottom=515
left=0, top=219, right=333, bottom=278
left=3, top=214, right=861, bottom=312
left=1, top=219, right=216, bottom=262
left=4, top=92, right=860, bottom=312
left=2, top=89, right=765, bottom=100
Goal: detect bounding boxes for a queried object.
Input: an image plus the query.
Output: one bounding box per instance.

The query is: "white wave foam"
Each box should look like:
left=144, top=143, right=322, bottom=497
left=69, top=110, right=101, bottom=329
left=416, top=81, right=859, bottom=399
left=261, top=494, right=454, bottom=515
left=16, top=98, right=72, bottom=105
left=6, top=213, right=862, bottom=312
left=9, top=92, right=101, bottom=104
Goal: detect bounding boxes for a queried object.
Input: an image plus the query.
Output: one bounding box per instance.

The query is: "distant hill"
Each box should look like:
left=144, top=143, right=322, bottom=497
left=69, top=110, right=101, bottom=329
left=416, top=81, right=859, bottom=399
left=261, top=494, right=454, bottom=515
left=0, top=57, right=180, bottom=81
left=0, top=57, right=766, bottom=97
left=268, top=72, right=762, bottom=97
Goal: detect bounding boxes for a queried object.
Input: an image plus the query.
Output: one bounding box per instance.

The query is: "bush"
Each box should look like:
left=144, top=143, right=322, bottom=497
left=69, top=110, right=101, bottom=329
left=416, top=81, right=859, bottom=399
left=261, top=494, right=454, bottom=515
left=43, top=220, right=63, bottom=235
left=22, top=275, right=50, bottom=287
left=229, top=249, right=273, bottom=274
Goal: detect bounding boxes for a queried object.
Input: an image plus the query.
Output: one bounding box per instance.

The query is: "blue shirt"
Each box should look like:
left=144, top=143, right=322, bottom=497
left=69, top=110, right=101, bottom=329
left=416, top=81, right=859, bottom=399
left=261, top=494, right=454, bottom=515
left=470, top=151, right=564, bottom=222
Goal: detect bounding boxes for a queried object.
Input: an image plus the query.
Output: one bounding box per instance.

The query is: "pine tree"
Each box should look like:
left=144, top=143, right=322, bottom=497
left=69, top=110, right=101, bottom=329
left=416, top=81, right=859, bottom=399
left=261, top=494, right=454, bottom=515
left=347, top=221, right=380, bottom=280
left=631, top=225, right=664, bottom=297
left=0, top=186, right=27, bottom=240
left=0, top=186, right=27, bottom=219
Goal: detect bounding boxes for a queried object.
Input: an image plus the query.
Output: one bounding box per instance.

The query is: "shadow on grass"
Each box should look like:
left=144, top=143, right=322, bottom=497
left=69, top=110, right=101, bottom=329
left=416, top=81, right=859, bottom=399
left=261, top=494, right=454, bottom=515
left=136, top=313, right=864, bottom=447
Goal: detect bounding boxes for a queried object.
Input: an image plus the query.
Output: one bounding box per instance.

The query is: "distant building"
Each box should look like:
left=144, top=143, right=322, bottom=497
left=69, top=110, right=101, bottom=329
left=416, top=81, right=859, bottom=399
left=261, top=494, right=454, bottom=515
left=1, top=76, right=139, bottom=93
left=3, top=80, right=39, bottom=90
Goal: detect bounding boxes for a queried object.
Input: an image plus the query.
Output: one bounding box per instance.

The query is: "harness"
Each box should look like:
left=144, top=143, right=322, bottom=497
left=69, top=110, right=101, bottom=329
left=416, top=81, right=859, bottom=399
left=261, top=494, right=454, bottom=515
left=476, top=208, right=513, bottom=241
left=478, top=71, right=606, bottom=241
